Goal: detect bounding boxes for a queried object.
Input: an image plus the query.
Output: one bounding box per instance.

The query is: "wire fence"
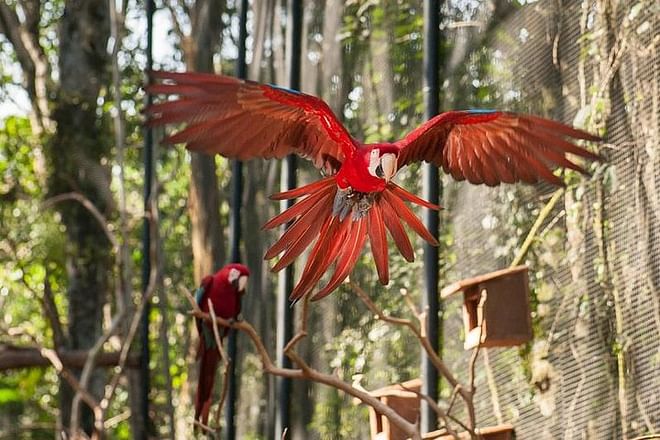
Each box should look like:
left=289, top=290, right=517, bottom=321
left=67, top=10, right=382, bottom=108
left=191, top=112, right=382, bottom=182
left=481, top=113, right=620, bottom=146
left=441, top=1, right=659, bottom=438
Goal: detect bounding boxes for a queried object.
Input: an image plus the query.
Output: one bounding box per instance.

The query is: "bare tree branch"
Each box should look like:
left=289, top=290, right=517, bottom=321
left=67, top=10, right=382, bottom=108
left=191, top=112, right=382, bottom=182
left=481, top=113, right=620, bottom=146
left=182, top=287, right=423, bottom=440
left=351, top=282, right=481, bottom=437
left=0, top=1, right=52, bottom=132
left=43, top=272, right=67, bottom=349
left=350, top=283, right=474, bottom=412
left=70, top=310, right=127, bottom=435
left=40, top=348, right=104, bottom=437
left=99, top=196, right=160, bottom=416
left=42, top=193, right=120, bottom=252
left=0, top=346, right=139, bottom=370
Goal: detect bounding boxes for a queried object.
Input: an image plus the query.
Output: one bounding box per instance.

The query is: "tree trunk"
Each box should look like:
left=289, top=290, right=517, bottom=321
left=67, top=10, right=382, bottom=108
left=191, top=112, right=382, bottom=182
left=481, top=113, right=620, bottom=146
left=48, top=0, right=111, bottom=434
left=168, top=2, right=226, bottom=436
left=184, top=0, right=226, bottom=283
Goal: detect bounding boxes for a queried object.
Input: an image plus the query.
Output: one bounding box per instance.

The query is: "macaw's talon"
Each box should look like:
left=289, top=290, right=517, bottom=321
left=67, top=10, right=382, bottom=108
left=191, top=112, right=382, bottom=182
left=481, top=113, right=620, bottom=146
left=332, top=187, right=377, bottom=221
left=332, top=187, right=352, bottom=220
left=353, top=192, right=377, bottom=220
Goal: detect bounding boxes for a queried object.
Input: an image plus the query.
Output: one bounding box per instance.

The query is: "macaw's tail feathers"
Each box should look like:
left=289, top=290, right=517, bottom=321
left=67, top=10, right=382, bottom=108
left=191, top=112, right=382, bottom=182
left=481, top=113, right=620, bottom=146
left=264, top=179, right=440, bottom=302
left=268, top=176, right=337, bottom=201
left=194, top=345, right=221, bottom=426
left=367, top=204, right=389, bottom=284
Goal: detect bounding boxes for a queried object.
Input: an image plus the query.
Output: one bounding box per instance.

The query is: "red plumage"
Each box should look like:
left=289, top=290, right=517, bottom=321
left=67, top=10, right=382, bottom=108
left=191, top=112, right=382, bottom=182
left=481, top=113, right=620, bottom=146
left=147, top=71, right=600, bottom=301
left=194, top=263, right=250, bottom=426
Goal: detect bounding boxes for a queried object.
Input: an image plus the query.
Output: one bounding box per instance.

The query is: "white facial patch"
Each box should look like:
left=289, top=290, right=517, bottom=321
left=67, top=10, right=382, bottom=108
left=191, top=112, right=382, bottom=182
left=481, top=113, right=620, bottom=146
left=368, top=149, right=381, bottom=177
left=228, top=268, right=240, bottom=283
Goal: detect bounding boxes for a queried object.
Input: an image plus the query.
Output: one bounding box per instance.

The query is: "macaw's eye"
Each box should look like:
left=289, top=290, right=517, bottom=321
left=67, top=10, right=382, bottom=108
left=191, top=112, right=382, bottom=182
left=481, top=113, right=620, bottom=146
left=375, top=164, right=384, bottom=178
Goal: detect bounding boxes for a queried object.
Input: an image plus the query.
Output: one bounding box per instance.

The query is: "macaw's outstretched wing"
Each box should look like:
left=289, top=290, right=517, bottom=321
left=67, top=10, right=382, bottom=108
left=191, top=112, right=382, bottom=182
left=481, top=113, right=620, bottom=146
left=263, top=178, right=439, bottom=301
left=146, top=70, right=356, bottom=173
left=395, top=110, right=601, bottom=186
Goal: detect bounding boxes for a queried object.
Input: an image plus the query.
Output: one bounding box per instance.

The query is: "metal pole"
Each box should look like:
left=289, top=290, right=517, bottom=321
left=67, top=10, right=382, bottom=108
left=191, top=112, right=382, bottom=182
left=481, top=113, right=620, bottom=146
left=421, top=0, right=442, bottom=434
left=224, top=1, right=248, bottom=438
left=140, top=0, right=155, bottom=438
left=275, top=0, right=302, bottom=437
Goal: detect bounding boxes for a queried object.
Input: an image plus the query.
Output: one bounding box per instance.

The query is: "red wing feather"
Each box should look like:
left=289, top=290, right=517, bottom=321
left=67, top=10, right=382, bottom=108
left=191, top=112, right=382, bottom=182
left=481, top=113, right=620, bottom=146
left=269, top=192, right=335, bottom=271
left=265, top=204, right=327, bottom=261
left=388, top=183, right=441, bottom=210
left=380, top=196, right=415, bottom=262
left=289, top=216, right=348, bottom=301
left=312, top=218, right=368, bottom=301
left=146, top=71, right=356, bottom=171
left=395, top=111, right=600, bottom=186
left=381, top=189, right=439, bottom=246
left=367, top=204, right=389, bottom=285
left=263, top=182, right=335, bottom=230
left=269, top=176, right=336, bottom=201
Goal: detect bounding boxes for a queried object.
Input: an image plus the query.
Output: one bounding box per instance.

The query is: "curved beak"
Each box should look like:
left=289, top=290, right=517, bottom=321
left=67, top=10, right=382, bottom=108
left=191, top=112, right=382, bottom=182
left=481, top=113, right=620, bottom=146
left=380, top=153, right=397, bottom=182
left=237, top=275, right=248, bottom=294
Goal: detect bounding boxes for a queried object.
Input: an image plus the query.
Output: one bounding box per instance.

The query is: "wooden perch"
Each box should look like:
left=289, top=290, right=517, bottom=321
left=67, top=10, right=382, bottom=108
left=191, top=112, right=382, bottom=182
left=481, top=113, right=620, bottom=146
left=0, top=345, right=140, bottom=370
left=440, top=265, right=528, bottom=299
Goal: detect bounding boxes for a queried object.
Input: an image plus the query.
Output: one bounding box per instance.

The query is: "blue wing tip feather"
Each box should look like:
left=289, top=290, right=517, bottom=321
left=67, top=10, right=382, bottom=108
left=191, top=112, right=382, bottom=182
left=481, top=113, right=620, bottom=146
left=194, top=286, right=205, bottom=306
left=268, top=83, right=302, bottom=95
left=467, top=108, right=497, bottom=114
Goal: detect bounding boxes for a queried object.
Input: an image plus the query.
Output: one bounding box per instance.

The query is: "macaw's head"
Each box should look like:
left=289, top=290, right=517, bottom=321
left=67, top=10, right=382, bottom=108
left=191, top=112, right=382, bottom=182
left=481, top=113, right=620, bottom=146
left=337, top=143, right=400, bottom=193
left=221, top=263, right=250, bottom=295
left=364, top=144, right=399, bottom=184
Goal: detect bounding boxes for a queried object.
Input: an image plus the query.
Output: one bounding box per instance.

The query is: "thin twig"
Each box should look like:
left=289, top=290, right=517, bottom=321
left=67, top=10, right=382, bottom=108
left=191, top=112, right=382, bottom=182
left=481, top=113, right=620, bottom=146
left=351, top=282, right=473, bottom=411
left=466, top=292, right=486, bottom=435
left=401, top=288, right=421, bottom=316
left=398, top=383, right=461, bottom=439
left=192, top=420, right=217, bottom=438
left=511, top=188, right=564, bottom=267
left=207, top=300, right=227, bottom=364
left=42, top=271, right=66, bottom=348
left=99, top=199, right=160, bottom=413
left=468, top=292, right=486, bottom=394
left=70, top=311, right=126, bottom=434
left=41, top=192, right=119, bottom=252
left=39, top=348, right=103, bottom=435
left=207, top=300, right=230, bottom=430
left=283, top=293, right=310, bottom=353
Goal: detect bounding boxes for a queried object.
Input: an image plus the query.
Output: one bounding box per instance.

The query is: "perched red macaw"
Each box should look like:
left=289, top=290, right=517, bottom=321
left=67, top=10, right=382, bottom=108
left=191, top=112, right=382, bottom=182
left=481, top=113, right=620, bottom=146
left=194, top=263, right=250, bottom=426
left=147, top=71, right=599, bottom=302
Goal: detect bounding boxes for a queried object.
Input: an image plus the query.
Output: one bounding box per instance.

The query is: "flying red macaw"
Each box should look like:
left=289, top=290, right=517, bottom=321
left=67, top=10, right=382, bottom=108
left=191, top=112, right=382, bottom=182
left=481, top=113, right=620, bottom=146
left=194, top=263, right=250, bottom=426
left=147, top=71, right=599, bottom=302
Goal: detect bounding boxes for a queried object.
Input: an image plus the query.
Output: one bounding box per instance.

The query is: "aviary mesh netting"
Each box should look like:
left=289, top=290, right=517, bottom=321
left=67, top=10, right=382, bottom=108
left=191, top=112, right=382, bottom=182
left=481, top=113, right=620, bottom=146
left=438, top=1, right=659, bottom=438
left=253, top=1, right=658, bottom=438
left=216, top=1, right=659, bottom=438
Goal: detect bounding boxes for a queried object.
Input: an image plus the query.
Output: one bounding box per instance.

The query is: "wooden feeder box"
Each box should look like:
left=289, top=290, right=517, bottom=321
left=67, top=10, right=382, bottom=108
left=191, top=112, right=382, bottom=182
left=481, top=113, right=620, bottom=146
left=364, top=378, right=421, bottom=440
left=441, top=266, right=532, bottom=350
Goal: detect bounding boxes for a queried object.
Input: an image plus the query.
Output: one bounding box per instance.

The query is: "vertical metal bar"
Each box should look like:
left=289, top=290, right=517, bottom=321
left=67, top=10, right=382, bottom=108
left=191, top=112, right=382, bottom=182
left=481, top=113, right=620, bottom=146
left=140, top=0, right=155, bottom=438
left=275, top=0, right=302, bottom=437
left=225, top=2, right=249, bottom=439
left=421, top=0, right=442, bottom=434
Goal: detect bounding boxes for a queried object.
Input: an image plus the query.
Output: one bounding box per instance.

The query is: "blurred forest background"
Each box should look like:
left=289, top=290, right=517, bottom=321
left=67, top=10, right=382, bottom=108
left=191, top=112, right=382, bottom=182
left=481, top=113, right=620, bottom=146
left=0, top=0, right=658, bottom=439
